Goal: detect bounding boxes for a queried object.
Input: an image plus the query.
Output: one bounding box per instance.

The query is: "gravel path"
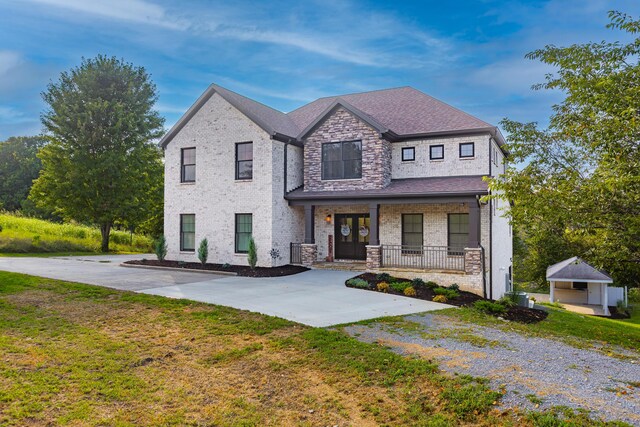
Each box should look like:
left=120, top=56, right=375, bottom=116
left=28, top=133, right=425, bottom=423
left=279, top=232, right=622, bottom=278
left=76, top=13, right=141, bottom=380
left=344, top=313, right=640, bottom=426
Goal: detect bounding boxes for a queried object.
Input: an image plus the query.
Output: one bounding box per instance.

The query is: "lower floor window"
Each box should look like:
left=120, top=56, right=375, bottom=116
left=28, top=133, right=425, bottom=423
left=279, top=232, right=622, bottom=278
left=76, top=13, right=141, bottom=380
left=235, top=214, right=252, bottom=253
left=402, top=214, right=423, bottom=253
left=180, top=214, right=195, bottom=251
left=448, top=213, right=468, bottom=254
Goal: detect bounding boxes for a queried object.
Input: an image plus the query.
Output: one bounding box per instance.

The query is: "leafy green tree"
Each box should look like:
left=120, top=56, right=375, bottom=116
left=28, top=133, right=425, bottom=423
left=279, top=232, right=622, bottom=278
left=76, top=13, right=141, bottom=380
left=0, top=136, right=46, bottom=211
left=490, top=11, right=640, bottom=286
left=30, top=55, right=164, bottom=252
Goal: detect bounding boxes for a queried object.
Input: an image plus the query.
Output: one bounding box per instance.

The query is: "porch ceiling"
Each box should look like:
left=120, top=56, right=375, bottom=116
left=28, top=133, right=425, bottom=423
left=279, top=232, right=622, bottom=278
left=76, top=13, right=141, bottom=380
left=286, top=175, right=488, bottom=205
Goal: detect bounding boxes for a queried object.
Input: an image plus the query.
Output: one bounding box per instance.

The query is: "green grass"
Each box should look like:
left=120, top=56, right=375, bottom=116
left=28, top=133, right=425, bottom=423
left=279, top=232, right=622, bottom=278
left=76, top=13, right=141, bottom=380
left=437, top=305, right=640, bottom=355
left=0, top=213, right=152, bottom=254
left=0, top=271, right=627, bottom=426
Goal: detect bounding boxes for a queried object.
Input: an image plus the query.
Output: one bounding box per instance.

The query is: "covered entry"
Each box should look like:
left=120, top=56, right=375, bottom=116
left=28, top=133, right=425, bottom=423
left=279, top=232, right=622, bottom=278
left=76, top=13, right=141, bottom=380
left=334, top=214, right=370, bottom=260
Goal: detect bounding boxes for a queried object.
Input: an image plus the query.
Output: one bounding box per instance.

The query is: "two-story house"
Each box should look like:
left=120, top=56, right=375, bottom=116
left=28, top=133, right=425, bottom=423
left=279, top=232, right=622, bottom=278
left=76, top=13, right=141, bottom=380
left=160, top=84, right=512, bottom=299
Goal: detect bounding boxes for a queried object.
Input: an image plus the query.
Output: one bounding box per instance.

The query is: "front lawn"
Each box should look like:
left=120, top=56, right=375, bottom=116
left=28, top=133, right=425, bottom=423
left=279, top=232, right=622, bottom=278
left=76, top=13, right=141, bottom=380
left=0, top=271, right=629, bottom=426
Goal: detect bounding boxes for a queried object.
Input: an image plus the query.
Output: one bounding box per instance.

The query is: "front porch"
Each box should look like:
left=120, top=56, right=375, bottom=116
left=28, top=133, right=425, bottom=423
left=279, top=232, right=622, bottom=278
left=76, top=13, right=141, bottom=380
left=287, top=188, right=489, bottom=296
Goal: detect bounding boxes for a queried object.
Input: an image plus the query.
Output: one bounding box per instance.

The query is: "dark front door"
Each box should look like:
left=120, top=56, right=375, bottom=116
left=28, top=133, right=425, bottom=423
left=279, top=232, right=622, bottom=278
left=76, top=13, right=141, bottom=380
left=334, top=214, right=370, bottom=260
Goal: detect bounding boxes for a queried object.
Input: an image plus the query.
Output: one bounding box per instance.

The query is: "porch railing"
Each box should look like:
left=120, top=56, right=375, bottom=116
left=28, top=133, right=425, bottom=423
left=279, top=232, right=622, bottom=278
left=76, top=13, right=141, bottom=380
left=290, top=242, right=303, bottom=265
left=381, top=245, right=465, bottom=271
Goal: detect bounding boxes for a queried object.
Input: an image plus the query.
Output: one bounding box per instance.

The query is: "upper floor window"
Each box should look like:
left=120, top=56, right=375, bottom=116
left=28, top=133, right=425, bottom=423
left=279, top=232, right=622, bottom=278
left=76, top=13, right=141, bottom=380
left=180, top=214, right=195, bottom=251
left=235, top=213, right=252, bottom=253
left=322, top=140, right=362, bottom=180
left=459, top=142, right=474, bottom=158
left=181, top=148, right=195, bottom=182
left=401, top=147, right=415, bottom=162
left=236, top=142, right=253, bottom=180
left=430, top=144, right=444, bottom=160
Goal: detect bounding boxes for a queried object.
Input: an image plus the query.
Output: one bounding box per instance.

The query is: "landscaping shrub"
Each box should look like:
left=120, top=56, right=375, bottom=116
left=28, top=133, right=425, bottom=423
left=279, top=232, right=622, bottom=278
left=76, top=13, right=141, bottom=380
left=474, top=300, right=507, bottom=315
left=447, top=283, right=460, bottom=291
left=496, top=296, right=516, bottom=308
left=433, top=295, right=448, bottom=303
left=154, top=235, right=167, bottom=261
left=375, top=272, right=392, bottom=282
left=425, top=280, right=439, bottom=289
left=404, top=286, right=417, bottom=297
left=390, top=281, right=411, bottom=293
left=247, top=237, right=257, bottom=269
left=346, top=278, right=369, bottom=289
left=197, top=238, right=208, bottom=265
left=377, top=282, right=389, bottom=293
left=411, top=278, right=425, bottom=288
left=629, top=287, right=640, bottom=304
left=434, top=287, right=459, bottom=299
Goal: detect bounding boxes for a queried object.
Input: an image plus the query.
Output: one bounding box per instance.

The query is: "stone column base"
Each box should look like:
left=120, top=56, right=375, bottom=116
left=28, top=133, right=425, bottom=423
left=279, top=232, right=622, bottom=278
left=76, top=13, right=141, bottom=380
left=464, top=247, right=483, bottom=275
left=366, top=245, right=382, bottom=270
left=301, top=244, right=317, bottom=267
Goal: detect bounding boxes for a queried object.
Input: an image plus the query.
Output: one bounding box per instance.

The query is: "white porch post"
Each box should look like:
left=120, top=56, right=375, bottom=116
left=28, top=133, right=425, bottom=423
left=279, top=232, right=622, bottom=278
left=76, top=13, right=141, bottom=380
left=550, top=281, right=555, bottom=303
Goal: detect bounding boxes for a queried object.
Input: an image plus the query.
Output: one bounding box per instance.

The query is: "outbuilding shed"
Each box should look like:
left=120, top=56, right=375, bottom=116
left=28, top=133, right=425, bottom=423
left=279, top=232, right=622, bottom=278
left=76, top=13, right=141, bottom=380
left=546, top=257, right=613, bottom=316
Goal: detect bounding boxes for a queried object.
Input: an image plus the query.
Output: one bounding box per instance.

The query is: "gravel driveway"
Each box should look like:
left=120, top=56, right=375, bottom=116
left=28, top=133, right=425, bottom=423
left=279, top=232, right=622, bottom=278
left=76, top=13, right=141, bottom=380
left=344, top=313, right=640, bottom=425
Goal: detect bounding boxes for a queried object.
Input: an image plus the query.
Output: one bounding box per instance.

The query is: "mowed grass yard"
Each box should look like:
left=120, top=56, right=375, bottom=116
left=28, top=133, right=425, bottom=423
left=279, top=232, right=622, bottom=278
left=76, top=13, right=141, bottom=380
left=0, top=213, right=152, bottom=254
left=0, top=271, right=632, bottom=427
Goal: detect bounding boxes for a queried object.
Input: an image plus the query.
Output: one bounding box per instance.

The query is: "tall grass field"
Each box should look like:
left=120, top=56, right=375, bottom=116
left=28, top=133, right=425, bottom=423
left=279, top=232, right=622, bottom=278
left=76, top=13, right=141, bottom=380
left=0, top=213, right=153, bottom=254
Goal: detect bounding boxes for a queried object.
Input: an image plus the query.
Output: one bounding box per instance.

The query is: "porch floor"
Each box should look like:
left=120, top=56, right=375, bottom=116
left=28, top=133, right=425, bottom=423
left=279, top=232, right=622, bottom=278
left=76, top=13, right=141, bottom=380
left=562, top=303, right=609, bottom=317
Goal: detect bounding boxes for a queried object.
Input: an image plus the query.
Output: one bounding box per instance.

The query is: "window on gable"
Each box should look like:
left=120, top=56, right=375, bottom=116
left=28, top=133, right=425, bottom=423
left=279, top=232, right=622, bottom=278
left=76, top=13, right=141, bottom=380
left=236, top=142, right=253, bottom=180
left=459, top=142, right=474, bottom=158
left=429, top=144, right=444, bottom=160
left=448, top=213, right=468, bottom=254
left=181, top=148, right=196, bottom=182
left=321, top=140, right=362, bottom=180
left=180, top=214, right=195, bottom=251
left=401, top=147, right=415, bottom=162
left=235, top=214, right=252, bottom=253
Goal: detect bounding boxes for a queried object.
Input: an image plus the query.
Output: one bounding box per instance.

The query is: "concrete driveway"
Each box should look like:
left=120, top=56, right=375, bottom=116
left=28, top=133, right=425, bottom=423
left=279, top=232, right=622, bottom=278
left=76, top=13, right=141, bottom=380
left=0, top=255, right=452, bottom=327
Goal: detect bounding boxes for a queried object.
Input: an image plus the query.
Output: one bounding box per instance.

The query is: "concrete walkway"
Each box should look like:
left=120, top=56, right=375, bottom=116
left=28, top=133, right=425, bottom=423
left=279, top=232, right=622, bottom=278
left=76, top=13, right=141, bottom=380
left=0, top=255, right=451, bottom=327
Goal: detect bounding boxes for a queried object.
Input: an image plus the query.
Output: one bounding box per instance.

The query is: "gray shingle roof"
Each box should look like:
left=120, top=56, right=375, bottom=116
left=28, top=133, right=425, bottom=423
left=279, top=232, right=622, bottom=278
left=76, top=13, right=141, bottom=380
left=160, top=84, right=503, bottom=148
left=546, top=257, right=613, bottom=283
left=286, top=176, right=489, bottom=200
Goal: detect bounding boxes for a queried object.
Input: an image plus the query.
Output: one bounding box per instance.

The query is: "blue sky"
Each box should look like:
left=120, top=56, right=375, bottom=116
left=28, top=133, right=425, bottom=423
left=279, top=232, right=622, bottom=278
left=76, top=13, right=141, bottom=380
left=1, top=0, right=639, bottom=140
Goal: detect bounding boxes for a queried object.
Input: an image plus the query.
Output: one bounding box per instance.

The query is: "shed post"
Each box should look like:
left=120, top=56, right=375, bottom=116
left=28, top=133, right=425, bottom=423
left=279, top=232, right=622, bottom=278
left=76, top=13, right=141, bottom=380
left=603, top=284, right=609, bottom=316
left=549, top=281, right=555, bottom=303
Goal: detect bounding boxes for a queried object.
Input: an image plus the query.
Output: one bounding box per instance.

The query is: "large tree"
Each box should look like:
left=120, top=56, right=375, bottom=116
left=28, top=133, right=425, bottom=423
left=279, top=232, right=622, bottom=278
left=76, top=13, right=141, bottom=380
left=0, top=136, right=46, bottom=211
left=30, top=55, right=165, bottom=252
left=490, top=11, right=640, bottom=287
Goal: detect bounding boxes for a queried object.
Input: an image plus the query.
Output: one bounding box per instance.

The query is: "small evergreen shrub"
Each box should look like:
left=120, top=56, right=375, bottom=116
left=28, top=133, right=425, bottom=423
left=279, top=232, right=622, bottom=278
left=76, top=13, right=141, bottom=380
left=375, top=272, right=392, bottom=282
left=497, top=296, right=516, bottom=308
left=447, top=283, right=460, bottom=291
left=222, top=263, right=231, bottom=269
left=390, top=281, right=411, bottom=293
left=347, top=278, right=370, bottom=289
left=377, top=282, right=389, bottom=293
left=474, top=300, right=507, bottom=314
left=434, top=287, right=459, bottom=299
left=404, top=286, right=417, bottom=297
left=425, top=281, right=439, bottom=289
left=433, top=295, right=448, bottom=303
left=154, top=235, right=168, bottom=261
left=197, top=238, right=208, bottom=265
left=247, top=237, right=257, bottom=269
left=411, top=278, right=425, bottom=288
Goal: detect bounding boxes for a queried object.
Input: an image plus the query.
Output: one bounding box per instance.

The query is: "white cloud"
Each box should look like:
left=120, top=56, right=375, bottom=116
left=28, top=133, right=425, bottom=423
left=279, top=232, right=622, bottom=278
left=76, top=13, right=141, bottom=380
left=0, top=51, right=22, bottom=77
left=23, top=0, right=187, bottom=30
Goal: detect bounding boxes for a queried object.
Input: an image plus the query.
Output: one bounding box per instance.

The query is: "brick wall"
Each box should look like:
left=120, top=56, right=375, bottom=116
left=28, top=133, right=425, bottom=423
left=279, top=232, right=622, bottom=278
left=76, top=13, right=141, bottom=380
left=304, top=107, right=391, bottom=191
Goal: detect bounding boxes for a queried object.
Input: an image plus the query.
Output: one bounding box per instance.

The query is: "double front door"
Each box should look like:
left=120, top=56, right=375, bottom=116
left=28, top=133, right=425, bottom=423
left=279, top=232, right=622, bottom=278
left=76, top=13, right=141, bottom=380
left=334, top=214, right=370, bottom=260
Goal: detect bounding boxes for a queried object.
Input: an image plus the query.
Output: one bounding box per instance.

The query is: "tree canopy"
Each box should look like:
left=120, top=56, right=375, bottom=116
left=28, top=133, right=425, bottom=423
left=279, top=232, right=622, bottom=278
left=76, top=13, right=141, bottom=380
left=0, top=136, right=46, bottom=212
left=490, top=11, right=640, bottom=287
left=30, top=55, right=165, bottom=251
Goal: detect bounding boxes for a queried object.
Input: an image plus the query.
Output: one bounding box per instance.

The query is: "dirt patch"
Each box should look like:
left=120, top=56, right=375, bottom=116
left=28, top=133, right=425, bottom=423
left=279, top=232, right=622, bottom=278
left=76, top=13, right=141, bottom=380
left=124, top=259, right=309, bottom=277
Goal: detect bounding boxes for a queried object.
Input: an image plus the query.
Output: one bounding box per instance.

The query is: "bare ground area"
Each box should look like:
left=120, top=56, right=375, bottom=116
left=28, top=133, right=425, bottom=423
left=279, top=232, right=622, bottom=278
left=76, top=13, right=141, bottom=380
left=344, top=313, right=640, bottom=426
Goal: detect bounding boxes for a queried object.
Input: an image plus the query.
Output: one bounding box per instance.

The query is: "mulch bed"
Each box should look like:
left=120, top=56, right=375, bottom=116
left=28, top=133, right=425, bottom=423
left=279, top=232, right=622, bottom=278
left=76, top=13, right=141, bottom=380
left=347, top=272, right=548, bottom=323
left=607, top=306, right=631, bottom=319
left=124, top=259, right=309, bottom=277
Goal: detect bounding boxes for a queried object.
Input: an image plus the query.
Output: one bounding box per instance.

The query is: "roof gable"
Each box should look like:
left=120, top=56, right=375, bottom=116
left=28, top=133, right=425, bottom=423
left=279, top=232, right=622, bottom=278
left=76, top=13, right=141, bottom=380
left=546, top=257, right=613, bottom=283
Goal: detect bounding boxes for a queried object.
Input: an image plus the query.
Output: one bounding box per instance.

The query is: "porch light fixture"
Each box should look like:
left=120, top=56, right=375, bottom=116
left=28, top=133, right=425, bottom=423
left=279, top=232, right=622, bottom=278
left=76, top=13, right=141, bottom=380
left=325, top=214, right=332, bottom=223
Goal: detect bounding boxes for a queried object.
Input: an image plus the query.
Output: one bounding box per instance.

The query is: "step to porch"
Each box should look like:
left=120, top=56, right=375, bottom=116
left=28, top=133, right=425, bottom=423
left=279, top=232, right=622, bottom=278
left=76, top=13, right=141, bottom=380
left=312, top=261, right=366, bottom=271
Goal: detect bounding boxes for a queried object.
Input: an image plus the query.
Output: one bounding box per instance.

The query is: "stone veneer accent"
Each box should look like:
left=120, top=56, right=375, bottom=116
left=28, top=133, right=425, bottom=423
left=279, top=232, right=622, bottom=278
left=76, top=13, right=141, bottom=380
left=304, top=107, right=391, bottom=191
left=301, top=244, right=317, bottom=267
left=464, top=248, right=483, bottom=275
left=365, top=245, right=382, bottom=269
